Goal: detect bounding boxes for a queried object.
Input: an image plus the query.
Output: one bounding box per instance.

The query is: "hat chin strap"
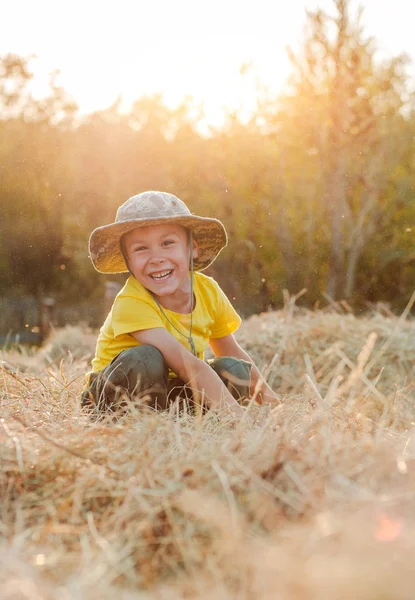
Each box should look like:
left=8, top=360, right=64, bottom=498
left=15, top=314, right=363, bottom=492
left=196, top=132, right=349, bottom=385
left=119, top=233, right=197, bottom=357
left=188, top=232, right=196, bottom=354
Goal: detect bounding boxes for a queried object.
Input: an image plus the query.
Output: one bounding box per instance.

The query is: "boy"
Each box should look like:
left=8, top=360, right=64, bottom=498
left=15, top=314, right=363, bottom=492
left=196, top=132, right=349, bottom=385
left=81, top=191, right=279, bottom=418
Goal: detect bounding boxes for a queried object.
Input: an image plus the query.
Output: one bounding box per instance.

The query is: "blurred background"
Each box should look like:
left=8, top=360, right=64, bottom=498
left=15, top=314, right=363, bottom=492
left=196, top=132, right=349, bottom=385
left=0, top=0, right=414, bottom=344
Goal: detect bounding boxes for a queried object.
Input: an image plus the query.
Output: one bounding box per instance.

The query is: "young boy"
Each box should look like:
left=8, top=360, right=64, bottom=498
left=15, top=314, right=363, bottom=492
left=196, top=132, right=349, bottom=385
left=81, top=191, right=279, bottom=418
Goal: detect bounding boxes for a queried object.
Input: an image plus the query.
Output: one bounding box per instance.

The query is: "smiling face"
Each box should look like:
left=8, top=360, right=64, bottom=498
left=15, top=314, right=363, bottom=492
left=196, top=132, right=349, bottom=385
left=122, top=223, right=198, bottom=306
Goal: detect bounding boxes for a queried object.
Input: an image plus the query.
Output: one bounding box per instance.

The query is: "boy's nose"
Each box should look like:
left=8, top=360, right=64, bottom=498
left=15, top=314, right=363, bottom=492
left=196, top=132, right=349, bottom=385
left=149, top=255, right=165, bottom=264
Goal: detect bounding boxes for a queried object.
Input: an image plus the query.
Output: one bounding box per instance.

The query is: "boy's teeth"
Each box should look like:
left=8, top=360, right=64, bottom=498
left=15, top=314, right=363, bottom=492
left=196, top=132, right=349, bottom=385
left=151, top=270, right=172, bottom=280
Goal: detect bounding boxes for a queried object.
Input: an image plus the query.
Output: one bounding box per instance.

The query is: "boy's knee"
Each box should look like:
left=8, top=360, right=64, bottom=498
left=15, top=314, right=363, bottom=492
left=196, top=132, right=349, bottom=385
left=212, top=356, right=251, bottom=381
left=210, top=356, right=251, bottom=400
left=84, top=345, right=169, bottom=413
left=120, top=345, right=167, bottom=382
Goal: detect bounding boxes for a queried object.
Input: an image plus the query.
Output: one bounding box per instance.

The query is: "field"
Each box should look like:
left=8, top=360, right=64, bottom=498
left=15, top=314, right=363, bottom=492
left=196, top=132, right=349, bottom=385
left=1, top=299, right=415, bottom=599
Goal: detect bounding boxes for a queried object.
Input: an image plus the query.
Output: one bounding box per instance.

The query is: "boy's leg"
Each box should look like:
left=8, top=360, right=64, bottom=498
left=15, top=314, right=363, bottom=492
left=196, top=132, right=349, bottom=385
left=207, top=356, right=252, bottom=401
left=81, top=345, right=170, bottom=414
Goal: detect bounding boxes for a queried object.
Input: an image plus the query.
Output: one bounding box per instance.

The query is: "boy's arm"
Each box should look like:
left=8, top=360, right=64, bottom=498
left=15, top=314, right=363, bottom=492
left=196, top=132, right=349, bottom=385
left=131, top=328, right=245, bottom=417
left=209, top=334, right=281, bottom=407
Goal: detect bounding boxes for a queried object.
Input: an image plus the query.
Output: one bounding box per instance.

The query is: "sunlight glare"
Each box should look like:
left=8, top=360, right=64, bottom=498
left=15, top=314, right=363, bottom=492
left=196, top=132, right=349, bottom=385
left=2, top=0, right=415, bottom=123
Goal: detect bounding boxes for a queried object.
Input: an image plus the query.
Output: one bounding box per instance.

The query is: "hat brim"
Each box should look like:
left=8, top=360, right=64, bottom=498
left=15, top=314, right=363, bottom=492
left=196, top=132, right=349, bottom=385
left=89, top=215, right=227, bottom=274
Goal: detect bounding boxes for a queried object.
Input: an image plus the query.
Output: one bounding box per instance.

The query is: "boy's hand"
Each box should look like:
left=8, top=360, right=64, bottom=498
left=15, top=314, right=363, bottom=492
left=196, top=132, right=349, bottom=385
left=222, top=397, right=246, bottom=418
left=255, top=383, right=281, bottom=407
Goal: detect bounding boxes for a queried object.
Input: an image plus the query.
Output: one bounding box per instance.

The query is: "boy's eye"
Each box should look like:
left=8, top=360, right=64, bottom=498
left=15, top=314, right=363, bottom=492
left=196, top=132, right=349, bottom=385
left=163, top=240, right=175, bottom=246
left=134, top=246, right=147, bottom=252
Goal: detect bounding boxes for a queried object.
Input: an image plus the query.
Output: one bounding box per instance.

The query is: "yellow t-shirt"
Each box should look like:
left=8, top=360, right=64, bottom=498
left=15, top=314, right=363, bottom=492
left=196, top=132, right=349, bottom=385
left=89, top=272, right=241, bottom=376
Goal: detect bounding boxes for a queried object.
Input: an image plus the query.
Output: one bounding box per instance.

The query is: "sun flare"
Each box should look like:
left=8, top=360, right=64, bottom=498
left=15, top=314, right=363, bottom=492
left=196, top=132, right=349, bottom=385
left=2, top=0, right=313, bottom=122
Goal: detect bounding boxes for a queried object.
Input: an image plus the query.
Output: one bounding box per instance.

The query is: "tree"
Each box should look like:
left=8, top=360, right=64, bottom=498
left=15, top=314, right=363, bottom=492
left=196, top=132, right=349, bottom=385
left=284, top=0, right=412, bottom=299
left=0, top=54, right=78, bottom=297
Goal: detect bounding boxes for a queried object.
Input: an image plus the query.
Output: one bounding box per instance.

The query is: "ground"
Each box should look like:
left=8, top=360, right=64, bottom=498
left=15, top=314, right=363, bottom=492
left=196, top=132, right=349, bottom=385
left=1, top=301, right=414, bottom=599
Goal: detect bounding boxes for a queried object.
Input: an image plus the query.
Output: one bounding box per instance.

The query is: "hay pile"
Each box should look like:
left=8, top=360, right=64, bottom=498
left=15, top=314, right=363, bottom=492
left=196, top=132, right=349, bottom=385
left=1, top=305, right=415, bottom=599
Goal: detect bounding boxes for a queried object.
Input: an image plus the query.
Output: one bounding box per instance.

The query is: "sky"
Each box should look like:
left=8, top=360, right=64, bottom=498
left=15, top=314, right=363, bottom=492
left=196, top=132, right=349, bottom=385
left=2, top=0, right=415, bottom=123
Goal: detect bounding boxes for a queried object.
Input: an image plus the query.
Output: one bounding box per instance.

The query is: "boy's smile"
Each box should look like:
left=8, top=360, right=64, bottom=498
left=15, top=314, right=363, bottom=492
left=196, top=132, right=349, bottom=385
left=122, top=223, right=198, bottom=311
left=149, top=269, right=173, bottom=282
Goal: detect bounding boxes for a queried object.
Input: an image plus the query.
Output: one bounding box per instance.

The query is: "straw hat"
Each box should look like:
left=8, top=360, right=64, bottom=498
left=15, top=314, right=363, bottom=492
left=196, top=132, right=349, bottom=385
left=89, top=191, right=227, bottom=274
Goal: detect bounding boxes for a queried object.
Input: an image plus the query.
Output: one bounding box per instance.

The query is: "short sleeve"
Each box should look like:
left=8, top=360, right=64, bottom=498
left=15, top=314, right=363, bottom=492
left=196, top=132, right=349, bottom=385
left=209, top=281, right=242, bottom=339
left=112, top=295, right=164, bottom=338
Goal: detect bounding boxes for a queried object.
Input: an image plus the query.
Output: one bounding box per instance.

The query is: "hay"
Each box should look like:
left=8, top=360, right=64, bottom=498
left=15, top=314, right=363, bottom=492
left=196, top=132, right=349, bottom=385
left=1, top=306, right=415, bottom=599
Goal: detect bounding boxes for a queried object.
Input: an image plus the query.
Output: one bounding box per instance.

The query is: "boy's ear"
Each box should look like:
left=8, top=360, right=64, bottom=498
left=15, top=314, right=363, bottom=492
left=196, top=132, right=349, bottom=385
left=192, top=237, right=199, bottom=258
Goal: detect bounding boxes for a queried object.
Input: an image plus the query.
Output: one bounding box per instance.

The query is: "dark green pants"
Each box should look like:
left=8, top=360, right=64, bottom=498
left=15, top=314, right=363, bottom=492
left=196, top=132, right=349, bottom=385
left=81, top=345, right=252, bottom=415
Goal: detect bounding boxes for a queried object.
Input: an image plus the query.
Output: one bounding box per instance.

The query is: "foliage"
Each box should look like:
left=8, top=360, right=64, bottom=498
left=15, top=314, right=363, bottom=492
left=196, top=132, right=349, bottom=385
left=0, top=0, right=414, bottom=315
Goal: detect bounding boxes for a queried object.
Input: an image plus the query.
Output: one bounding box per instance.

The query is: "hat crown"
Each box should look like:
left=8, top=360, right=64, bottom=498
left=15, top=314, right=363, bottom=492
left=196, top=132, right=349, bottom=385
left=116, top=191, right=190, bottom=223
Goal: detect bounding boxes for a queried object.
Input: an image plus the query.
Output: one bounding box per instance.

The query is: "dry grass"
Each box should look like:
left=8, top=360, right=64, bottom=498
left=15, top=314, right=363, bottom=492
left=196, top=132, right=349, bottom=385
left=1, top=300, right=415, bottom=599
